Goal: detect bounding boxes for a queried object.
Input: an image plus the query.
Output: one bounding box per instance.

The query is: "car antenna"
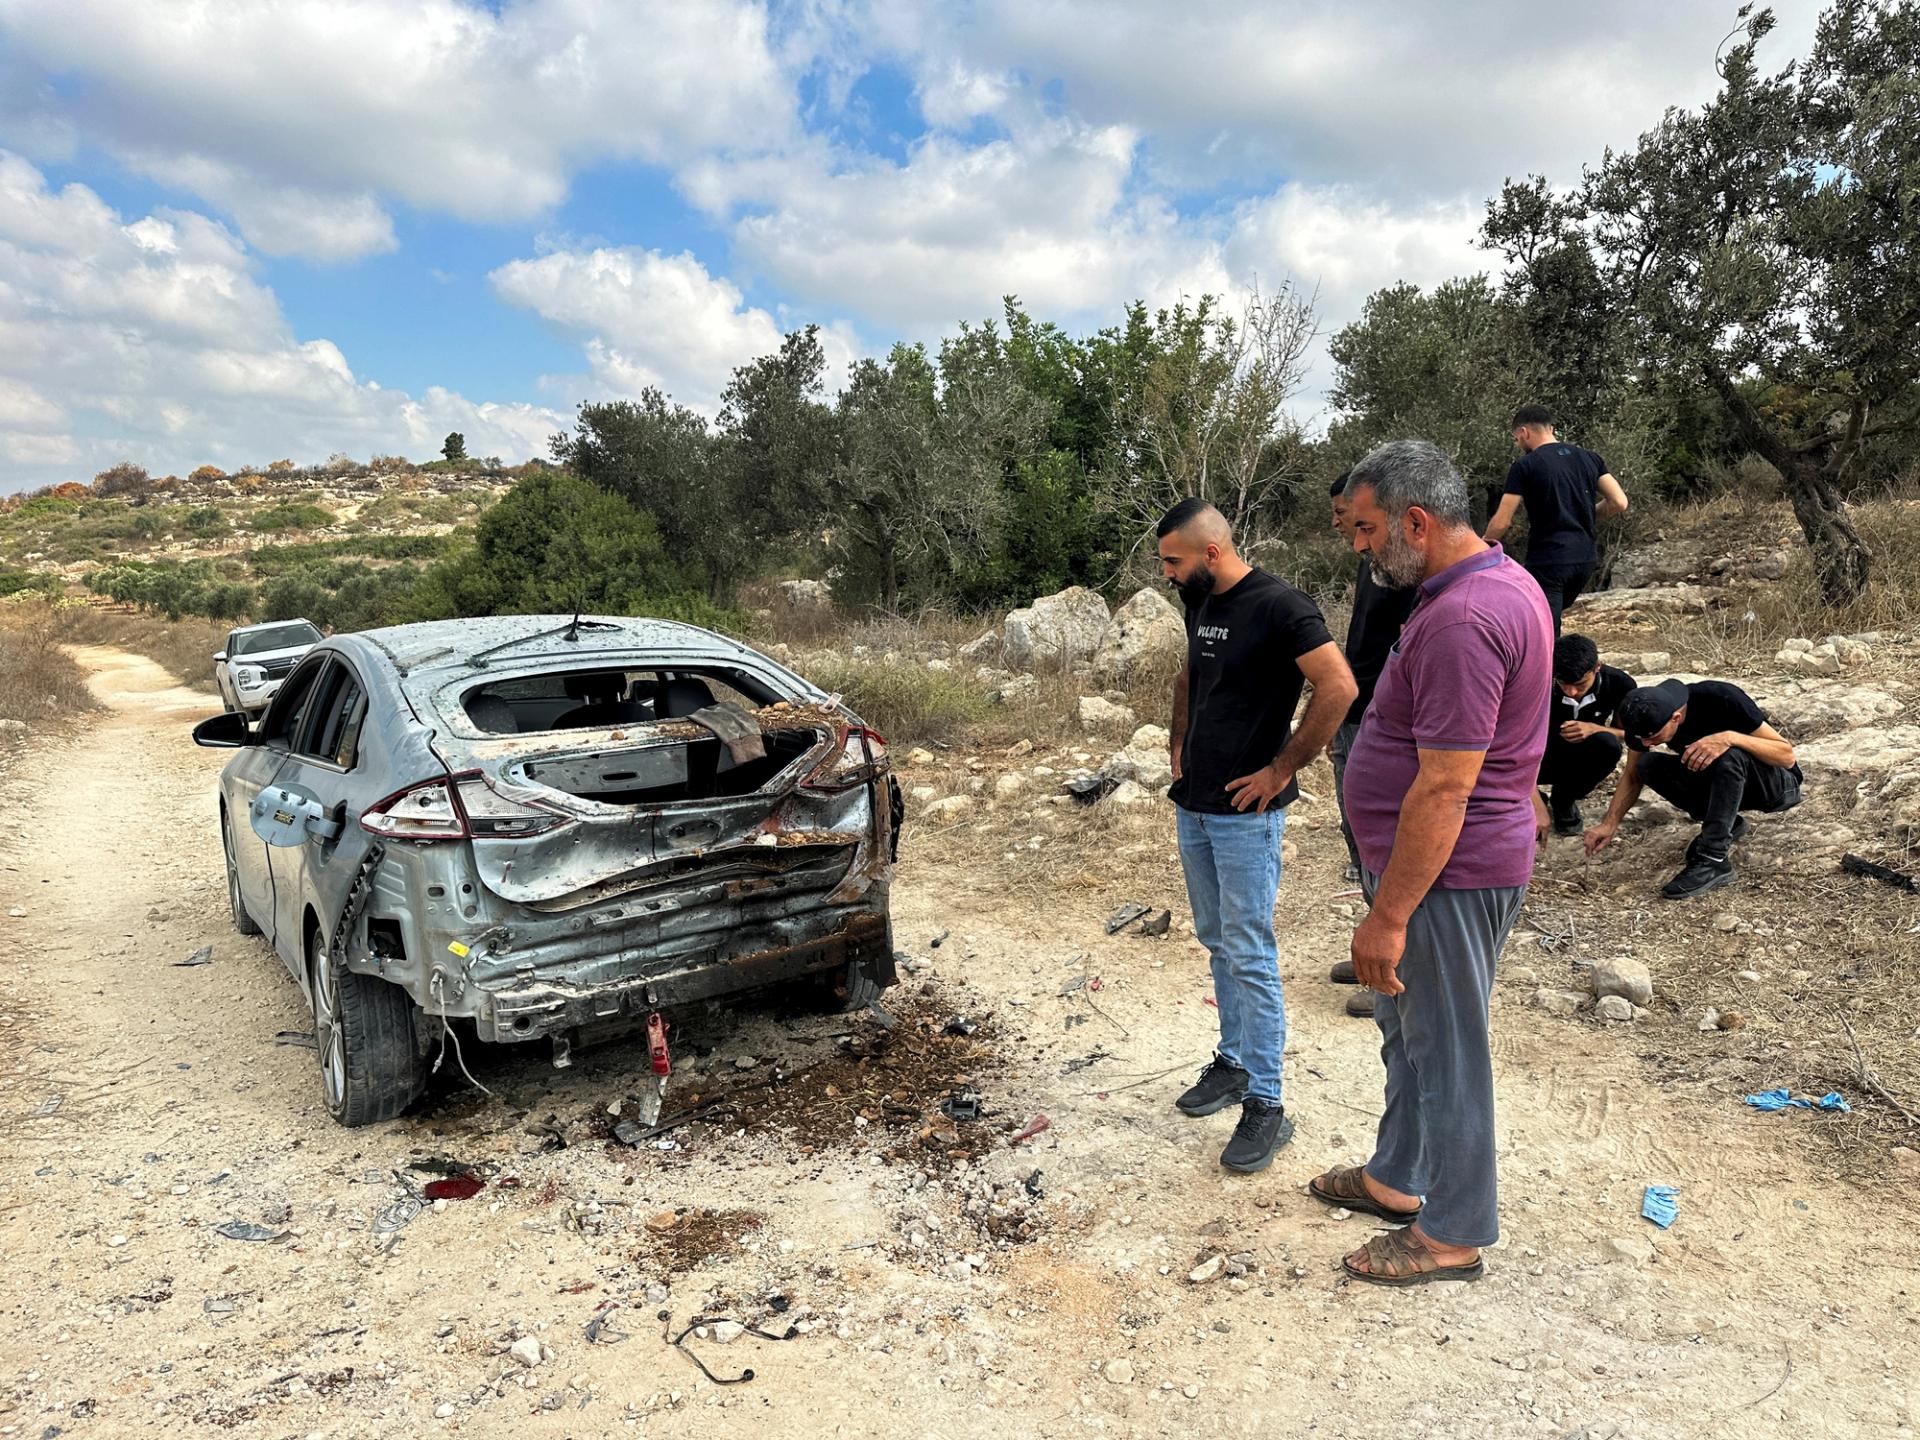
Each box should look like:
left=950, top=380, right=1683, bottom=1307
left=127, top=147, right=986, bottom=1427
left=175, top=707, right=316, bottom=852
left=564, top=608, right=582, bottom=643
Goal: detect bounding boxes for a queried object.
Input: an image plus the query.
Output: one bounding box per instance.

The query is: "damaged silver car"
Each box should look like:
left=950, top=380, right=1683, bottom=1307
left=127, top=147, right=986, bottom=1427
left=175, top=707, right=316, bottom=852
left=193, top=614, right=902, bottom=1126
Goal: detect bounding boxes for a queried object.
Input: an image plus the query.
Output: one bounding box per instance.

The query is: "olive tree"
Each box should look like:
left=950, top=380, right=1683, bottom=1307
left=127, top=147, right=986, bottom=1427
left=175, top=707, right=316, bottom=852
left=1486, top=1, right=1920, bottom=602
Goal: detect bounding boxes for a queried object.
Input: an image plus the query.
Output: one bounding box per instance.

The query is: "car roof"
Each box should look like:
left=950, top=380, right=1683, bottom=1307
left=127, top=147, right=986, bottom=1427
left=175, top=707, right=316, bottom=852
left=230, top=617, right=317, bottom=634
left=343, top=613, right=771, bottom=679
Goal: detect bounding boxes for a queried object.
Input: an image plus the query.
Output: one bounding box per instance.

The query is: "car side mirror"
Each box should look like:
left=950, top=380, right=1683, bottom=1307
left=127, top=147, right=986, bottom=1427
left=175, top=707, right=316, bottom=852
left=213, top=650, right=227, bottom=663
left=193, top=712, right=256, bottom=748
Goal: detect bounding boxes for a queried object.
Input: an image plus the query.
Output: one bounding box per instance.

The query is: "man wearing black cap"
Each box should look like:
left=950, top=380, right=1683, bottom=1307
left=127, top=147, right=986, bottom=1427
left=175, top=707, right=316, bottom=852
left=1537, top=634, right=1635, bottom=837
left=1584, top=678, right=1802, bottom=899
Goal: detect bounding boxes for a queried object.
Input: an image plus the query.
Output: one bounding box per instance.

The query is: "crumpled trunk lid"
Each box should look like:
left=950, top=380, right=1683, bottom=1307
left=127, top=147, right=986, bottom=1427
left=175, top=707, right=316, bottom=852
left=444, top=716, right=873, bottom=909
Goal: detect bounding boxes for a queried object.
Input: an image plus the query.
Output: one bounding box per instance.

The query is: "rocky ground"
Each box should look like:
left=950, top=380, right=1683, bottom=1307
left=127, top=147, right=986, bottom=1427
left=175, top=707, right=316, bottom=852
left=0, top=632, right=1916, bottom=1440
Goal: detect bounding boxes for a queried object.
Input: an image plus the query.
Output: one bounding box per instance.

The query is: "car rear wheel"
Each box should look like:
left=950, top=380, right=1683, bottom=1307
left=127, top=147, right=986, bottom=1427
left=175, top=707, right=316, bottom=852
left=222, top=814, right=262, bottom=936
left=309, top=924, right=425, bottom=1127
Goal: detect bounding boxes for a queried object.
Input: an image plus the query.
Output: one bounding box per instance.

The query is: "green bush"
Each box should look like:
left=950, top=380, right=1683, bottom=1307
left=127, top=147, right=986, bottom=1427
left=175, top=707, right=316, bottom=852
left=250, top=502, right=334, bottom=533
left=801, top=658, right=991, bottom=745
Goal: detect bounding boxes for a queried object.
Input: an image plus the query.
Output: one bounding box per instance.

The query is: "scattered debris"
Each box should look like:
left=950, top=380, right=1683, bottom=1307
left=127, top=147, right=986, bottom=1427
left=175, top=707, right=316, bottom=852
left=272, top=1031, right=317, bottom=1049
left=1188, top=1254, right=1225, bottom=1284
left=1641, top=1186, right=1679, bottom=1229
left=373, top=1196, right=423, bottom=1234
left=1067, top=773, right=1119, bottom=806
left=1136, top=909, right=1172, bottom=938
left=1841, top=852, right=1918, bottom=893
left=508, top=1336, right=544, bottom=1369
left=864, top=998, right=899, bottom=1031
left=941, top=1015, right=978, bottom=1036
left=32, top=1095, right=62, bottom=1117
left=663, top=1311, right=799, bottom=1387
left=929, top=930, right=950, bottom=949
left=1009, top=1113, right=1052, bottom=1145
left=1023, top=1169, right=1045, bottom=1197
left=584, top=1303, right=629, bottom=1345
left=1104, top=902, right=1151, bottom=934
left=213, top=1220, right=286, bottom=1243
left=1059, top=1049, right=1111, bottom=1075
left=940, top=1090, right=984, bottom=1122
left=174, top=946, right=213, bottom=967
left=1744, top=1088, right=1851, bottom=1114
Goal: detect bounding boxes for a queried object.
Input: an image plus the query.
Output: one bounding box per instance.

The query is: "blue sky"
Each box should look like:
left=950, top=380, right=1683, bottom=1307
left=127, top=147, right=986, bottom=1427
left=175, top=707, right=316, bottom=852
left=0, top=0, right=1819, bottom=490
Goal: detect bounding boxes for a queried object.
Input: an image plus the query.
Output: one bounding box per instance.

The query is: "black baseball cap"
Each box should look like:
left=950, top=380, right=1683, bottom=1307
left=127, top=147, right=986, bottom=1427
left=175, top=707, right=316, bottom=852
left=1617, top=679, right=1688, bottom=746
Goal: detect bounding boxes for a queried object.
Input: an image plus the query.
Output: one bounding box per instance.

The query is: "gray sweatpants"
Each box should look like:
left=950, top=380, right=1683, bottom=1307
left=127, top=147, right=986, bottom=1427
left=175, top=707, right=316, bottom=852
left=1360, top=870, right=1527, bottom=1249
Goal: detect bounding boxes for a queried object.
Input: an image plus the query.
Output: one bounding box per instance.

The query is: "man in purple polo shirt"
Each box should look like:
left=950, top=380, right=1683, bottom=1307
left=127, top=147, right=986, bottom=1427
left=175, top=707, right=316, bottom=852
left=1304, top=439, right=1551, bottom=1286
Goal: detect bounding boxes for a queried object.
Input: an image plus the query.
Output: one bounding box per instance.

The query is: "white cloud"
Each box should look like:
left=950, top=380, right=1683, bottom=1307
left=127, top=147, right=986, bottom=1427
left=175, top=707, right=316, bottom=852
left=0, top=151, right=562, bottom=490
left=490, top=245, right=859, bottom=413
left=0, top=0, right=797, bottom=261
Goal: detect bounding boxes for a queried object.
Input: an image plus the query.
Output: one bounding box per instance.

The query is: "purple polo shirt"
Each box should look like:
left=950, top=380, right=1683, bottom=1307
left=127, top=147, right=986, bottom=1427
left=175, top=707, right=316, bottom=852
left=1346, top=544, right=1552, bottom=890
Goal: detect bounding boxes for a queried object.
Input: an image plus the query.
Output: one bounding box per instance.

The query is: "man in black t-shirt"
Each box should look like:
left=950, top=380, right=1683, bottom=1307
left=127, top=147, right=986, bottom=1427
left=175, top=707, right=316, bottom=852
left=1584, top=678, right=1803, bottom=900
left=1157, top=498, right=1356, bottom=1174
left=1537, top=633, right=1636, bottom=837
left=1484, top=404, right=1630, bottom=635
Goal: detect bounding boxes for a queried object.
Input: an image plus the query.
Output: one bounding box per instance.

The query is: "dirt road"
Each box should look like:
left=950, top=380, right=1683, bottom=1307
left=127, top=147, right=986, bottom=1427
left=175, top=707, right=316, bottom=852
left=0, top=646, right=1912, bottom=1438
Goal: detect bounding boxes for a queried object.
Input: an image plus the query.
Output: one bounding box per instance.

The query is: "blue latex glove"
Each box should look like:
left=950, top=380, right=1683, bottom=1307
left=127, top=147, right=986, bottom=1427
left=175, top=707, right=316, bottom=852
left=1744, top=1087, right=1852, bottom=1113
left=1641, top=1185, right=1679, bottom=1229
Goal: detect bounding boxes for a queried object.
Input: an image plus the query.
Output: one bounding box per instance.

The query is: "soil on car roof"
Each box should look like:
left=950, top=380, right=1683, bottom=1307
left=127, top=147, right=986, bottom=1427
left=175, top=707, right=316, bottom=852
left=0, top=643, right=1913, bottom=1439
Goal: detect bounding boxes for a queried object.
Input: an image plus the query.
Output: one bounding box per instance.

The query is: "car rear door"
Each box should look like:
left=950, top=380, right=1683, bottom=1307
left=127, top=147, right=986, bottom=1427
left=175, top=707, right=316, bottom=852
left=265, top=656, right=379, bottom=975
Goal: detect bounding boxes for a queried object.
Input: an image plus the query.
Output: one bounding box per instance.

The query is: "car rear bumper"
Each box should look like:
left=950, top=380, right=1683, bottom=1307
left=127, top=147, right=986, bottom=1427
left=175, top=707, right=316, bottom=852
left=476, top=906, right=893, bottom=1043
left=354, top=838, right=893, bottom=1043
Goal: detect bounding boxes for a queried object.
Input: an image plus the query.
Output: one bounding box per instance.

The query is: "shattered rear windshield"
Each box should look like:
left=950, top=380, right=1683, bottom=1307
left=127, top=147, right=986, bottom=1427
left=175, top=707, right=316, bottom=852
left=459, top=665, right=783, bottom=736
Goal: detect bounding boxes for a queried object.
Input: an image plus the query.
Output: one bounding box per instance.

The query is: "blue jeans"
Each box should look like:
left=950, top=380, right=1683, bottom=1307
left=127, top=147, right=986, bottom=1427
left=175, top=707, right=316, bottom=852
left=1176, top=805, right=1288, bottom=1104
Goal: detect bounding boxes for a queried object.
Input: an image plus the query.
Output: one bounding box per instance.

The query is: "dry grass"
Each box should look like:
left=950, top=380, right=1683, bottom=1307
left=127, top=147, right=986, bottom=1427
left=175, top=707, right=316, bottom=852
left=0, top=597, right=100, bottom=729
left=47, top=600, right=224, bottom=692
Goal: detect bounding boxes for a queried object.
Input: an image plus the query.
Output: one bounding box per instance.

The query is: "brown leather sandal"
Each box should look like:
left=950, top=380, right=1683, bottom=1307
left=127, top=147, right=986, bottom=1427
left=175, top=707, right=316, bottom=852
left=1342, top=1226, right=1484, bottom=1286
left=1307, top=1165, right=1422, bottom=1223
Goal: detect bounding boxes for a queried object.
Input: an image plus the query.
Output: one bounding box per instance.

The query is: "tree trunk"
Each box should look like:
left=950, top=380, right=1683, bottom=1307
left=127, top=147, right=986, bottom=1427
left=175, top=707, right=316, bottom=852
left=880, top=538, right=899, bottom=613
left=1710, top=372, right=1871, bottom=605
left=1779, top=454, right=1871, bottom=605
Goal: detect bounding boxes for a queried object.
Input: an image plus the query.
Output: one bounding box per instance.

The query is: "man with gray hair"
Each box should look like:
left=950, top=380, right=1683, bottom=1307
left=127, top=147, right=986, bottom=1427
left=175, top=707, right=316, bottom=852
left=1307, top=440, right=1551, bottom=1285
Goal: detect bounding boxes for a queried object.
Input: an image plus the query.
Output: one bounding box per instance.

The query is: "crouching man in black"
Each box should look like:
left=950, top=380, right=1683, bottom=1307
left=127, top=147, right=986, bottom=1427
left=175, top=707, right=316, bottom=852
left=1584, top=678, right=1802, bottom=900
left=1537, top=634, right=1635, bottom=837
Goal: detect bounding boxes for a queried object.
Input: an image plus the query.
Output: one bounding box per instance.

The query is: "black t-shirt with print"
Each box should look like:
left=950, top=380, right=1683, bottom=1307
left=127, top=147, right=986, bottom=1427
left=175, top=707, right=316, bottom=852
left=1627, top=680, right=1805, bottom=781
left=1172, top=568, right=1334, bottom=815
left=1504, top=443, right=1608, bottom=568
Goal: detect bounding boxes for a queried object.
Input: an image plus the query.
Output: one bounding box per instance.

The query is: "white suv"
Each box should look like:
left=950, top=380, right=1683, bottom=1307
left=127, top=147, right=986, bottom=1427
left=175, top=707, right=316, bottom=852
left=215, top=619, right=323, bottom=716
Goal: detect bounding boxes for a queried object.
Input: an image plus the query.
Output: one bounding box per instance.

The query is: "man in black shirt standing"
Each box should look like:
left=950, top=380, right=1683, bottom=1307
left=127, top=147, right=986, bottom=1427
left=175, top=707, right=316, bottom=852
left=1585, top=678, right=1803, bottom=900
left=1484, top=404, right=1630, bottom=635
left=1538, top=633, right=1636, bottom=837
left=1158, top=499, right=1356, bottom=1173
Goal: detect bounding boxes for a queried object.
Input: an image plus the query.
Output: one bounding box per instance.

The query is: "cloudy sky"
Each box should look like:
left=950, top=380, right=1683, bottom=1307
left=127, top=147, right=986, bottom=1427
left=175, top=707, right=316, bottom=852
left=0, top=0, right=1818, bottom=491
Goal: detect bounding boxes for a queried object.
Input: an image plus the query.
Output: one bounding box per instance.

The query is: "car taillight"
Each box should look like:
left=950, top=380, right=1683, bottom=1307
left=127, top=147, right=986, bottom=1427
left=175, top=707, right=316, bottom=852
left=454, top=776, right=570, bottom=838
left=360, top=772, right=569, bottom=840
left=804, top=726, right=886, bottom=790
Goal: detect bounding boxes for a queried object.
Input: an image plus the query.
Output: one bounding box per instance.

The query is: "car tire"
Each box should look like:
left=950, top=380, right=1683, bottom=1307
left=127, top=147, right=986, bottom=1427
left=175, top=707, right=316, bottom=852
left=309, top=924, right=425, bottom=1127
left=222, top=813, right=263, bottom=937
left=833, top=957, right=884, bottom=1012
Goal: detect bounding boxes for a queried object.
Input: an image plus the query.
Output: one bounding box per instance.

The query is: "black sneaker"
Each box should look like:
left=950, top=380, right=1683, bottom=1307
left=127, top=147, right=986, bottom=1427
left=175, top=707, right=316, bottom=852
left=1342, top=862, right=1362, bottom=882
left=1220, top=1098, right=1295, bottom=1173
left=1551, top=801, right=1583, bottom=837
left=1175, top=1055, right=1250, bottom=1117
left=1687, top=818, right=1748, bottom=863
left=1662, top=855, right=1735, bottom=901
